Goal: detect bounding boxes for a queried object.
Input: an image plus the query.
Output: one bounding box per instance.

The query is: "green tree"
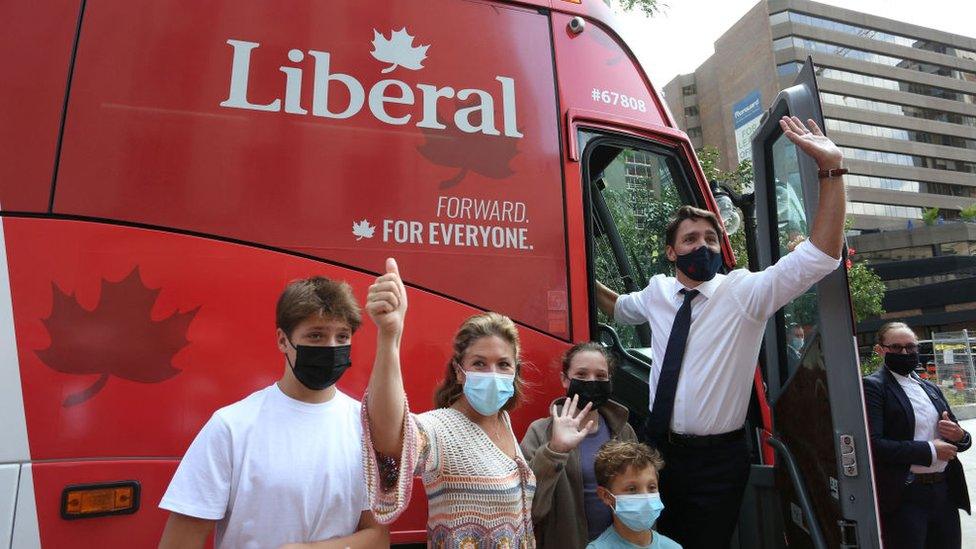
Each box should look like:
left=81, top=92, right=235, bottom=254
left=847, top=252, right=886, bottom=322
left=606, top=0, right=666, bottom=17
left=960, top=202, right=976, bottom=222
left=923, top=206, right=940, bottom=226
left=697, top=146, right=751, bottom=268
left=860, top=353, right=883, bottom=376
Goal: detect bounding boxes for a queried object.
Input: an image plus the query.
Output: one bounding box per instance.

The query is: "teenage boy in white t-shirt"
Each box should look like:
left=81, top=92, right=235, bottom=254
left=158, top=276, right=387, bottom=549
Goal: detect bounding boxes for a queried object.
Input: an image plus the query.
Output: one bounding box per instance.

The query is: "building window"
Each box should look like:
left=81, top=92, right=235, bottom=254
left=783, top=36, right=976, bottom=83
left=682, top=84, right=697, bottom=96
left=839, top=146, right=976, bottom=174
left=825, top=118, right=976, bottom=151
left=768, top=11, right=790, bottom=26
left=814, top=66, right=976, bottom=105
left=848, top=201, right=924, bottom=219
left=940, top=242, right=976, bottom=255
left=771, top=11, right=976, bottom=60
left=857, top=245, right=935, bottom=263
left=684, top=106, right=699, bottom=117
left=820, top=92, right=976, bottom=128
left=772, top=37, right=793, bottom=51
left=777, top=62, right=802, bottom=76
left=687, top=127, right=702, bottom=138
left=842, top=175, right=976, bottom=198
left=844, top=174, right=920, bottom=193
left=925, top=182, right=976, bottom=198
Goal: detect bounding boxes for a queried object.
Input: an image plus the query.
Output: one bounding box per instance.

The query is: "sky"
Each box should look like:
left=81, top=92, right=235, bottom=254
left=613, top=0, right=976, bottom=87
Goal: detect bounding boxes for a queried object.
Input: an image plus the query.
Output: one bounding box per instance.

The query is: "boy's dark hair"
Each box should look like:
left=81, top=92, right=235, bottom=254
left=594, top=440, right=665, bottom=488
left=665, top=205, right=724, bottom=247
left=276, top=276, right=361, bottom=337
left=561, top=342, right=616, bottom=377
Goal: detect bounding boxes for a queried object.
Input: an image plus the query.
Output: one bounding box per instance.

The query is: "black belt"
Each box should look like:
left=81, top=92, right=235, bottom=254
left=666, top=428, right=746, bottom=448
left=910, top=472, right=946, bottom=485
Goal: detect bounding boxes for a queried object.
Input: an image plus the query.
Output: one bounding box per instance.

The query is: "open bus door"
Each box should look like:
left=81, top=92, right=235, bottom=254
left=750, top=58, right=881, bottom=549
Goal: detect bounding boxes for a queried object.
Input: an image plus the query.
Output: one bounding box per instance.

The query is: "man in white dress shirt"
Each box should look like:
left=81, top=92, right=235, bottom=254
left=863, top=322, right=970, bottom=549
left=595, top=116, right=847, bottom=548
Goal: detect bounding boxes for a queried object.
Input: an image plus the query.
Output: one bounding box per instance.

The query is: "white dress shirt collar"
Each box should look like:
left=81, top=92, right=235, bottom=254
left=671, top=273, right=726, bottom=300
left=890, top=369, right=923, bottom=385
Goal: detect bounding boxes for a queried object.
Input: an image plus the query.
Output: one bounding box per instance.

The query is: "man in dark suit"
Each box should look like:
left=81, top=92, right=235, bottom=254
left=863, top=322, right=971, bottom=549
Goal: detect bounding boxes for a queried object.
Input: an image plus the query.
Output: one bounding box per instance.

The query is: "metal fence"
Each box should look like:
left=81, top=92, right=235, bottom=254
left=919, top=330, right=976, bottom=407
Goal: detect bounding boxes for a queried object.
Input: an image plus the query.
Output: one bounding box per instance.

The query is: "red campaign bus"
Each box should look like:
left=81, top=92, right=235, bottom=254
left=0, top=0, right=880, bottom=547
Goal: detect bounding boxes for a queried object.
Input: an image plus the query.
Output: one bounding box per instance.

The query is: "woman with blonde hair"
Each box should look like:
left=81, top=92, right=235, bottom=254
left=362, top=258, right=536, bottom=547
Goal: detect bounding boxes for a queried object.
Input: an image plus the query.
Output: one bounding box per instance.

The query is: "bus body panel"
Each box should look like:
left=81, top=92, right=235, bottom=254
left=51, top=0, right=570, bottom=341
left=5, top=216, right=569, bottom=453
left=30, top=460, right=177, bottom=548
left=0, top=1, right=855, bottom=547
left=0, top=0, right=80, bottom=212
left=4, top=216, right=571, bottom=544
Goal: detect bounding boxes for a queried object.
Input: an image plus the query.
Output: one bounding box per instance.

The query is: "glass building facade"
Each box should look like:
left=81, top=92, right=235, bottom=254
left=767, top=3, right=976, bottom=231
left=665, top=0, right=976, bottom=232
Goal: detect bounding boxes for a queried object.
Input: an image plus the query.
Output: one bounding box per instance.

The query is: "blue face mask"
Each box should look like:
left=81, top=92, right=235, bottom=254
left=675, top=245, right=723, bottom=282
left=462, top=371, right=515, bottom=416
left=611, top=493, right=665, bottom=532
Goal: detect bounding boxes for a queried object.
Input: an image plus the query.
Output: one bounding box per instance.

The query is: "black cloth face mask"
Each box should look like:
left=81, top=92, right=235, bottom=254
left=675, top=245, right=723, bottom=282
left=567, top=379, right=613, bottom=410
left=287, top=341, right=352, bottom=390
left=884, top=352, right=919, bottom=377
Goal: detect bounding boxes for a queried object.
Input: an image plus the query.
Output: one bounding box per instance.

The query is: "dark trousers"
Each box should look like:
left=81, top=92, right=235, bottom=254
left=653, top=434, right=750, bottom=549
left=881, top=479, right=961, bottom=549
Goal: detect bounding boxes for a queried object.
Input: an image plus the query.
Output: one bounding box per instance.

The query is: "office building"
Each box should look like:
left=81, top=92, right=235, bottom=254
left=663, top=0, right=976, bottom=232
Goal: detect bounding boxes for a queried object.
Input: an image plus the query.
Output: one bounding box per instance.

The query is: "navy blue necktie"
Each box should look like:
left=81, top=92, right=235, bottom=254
left=646, top=288, right=700, bottom=441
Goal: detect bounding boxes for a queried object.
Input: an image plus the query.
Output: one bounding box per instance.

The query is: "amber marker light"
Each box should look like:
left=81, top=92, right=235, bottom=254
left=61, top=481, right=140, bottom=520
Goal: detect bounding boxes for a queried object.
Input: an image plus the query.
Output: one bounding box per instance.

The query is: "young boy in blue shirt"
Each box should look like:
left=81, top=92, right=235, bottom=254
left=588, top=440, right=681, bottom=549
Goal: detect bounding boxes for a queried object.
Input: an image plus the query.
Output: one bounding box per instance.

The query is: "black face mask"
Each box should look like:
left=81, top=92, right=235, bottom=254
left=885, top=352, right=919, bottom=377
left=567, top=379, right=613, bottom=410
left=287, top=341, right=352, bottom=390
left=675, top=245, right=723, bottom=282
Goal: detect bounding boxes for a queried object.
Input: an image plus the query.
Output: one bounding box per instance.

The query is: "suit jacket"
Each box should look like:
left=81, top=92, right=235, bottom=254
left=863, top=368, right=971, bottom=515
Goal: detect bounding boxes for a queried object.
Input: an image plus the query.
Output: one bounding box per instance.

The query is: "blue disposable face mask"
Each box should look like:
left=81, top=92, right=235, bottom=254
left=675, top=245, right=723, bottom=282
left=462, top=371, right=515, bottom=416
left=610, top=492, right=665, bottom=532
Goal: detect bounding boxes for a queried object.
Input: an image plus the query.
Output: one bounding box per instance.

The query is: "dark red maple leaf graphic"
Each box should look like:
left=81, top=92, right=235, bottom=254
left=417, top=99, right=520, bottom=188
left=36, top=267, right=199, bottom=407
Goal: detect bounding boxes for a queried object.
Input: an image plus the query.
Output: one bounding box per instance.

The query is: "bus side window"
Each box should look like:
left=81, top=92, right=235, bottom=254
left=769, top=132, right=819, bottom=372
left=587, top=142, right=692, bottom=349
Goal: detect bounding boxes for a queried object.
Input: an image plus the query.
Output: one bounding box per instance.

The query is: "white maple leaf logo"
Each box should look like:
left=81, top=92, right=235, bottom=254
left=371, top=28, right=429, bottom=73
left=352, top=219, right=376, bottom=240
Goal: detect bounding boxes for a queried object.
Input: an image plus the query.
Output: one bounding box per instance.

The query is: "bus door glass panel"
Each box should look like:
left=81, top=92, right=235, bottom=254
left=771, top=132, right=818, bottom=375
left=581, top=133, right=698, bottom=422
left=751, top=58, right=881, bottom=549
